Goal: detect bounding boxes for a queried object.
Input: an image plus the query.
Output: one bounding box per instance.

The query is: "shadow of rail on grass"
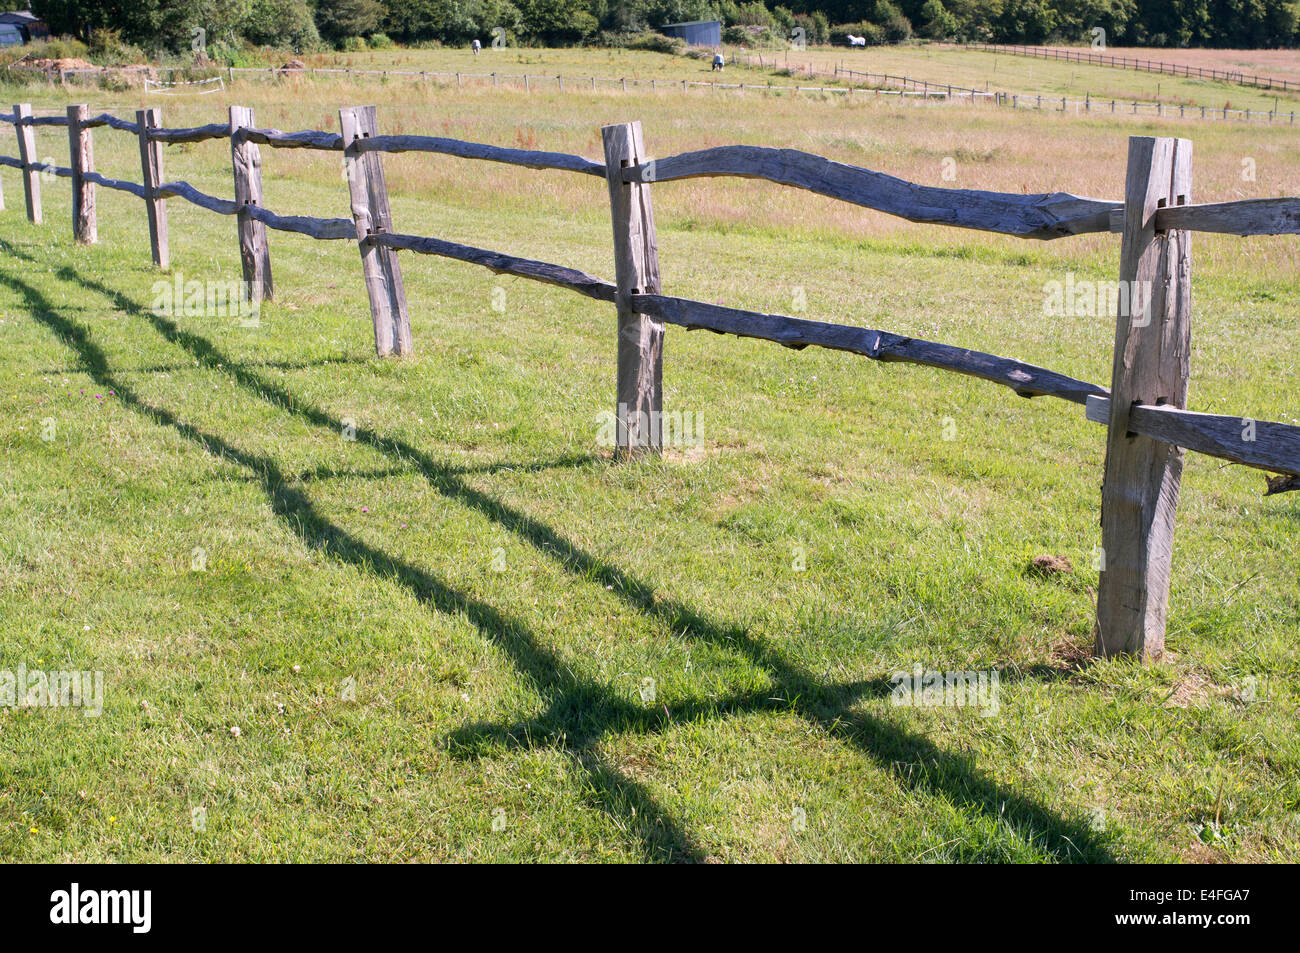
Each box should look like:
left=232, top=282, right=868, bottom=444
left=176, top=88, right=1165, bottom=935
left=1, top=262, right=704, bottom=863
left=11, top=249, right=1120, bottom=862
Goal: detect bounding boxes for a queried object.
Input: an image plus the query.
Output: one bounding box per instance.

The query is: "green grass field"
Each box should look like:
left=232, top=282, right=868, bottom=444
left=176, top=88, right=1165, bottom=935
left=784, top=45, right=1300, bottom=113
left=1, top=50, right=1298, bottom=862
left=300, top=42, right=1300, bottom=113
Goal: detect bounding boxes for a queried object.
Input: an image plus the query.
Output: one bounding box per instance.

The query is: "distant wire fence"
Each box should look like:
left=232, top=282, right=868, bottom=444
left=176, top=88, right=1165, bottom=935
left=956, top=41, right=1300, bottom=93
left=835, top=59, right=1300, bottom=122
left=1, top=101, right=1298, bottom=661
left=143, top=75, right=226, bottom=96
left=7, top=56, right=1298, bottom=124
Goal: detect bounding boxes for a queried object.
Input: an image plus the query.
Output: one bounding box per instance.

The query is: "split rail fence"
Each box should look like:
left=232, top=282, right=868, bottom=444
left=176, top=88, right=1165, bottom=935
left=960, top=42, right=1300, bottom=93
left=2, top=101, right=1299, bottom=661
left=831, top=62, right=1299, bottom=123
left=19, top=58, right=1297, bottom=124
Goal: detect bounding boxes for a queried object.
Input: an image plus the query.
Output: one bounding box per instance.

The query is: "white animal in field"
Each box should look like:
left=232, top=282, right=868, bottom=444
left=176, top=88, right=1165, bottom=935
left=847, top=34, right=866, bottom=47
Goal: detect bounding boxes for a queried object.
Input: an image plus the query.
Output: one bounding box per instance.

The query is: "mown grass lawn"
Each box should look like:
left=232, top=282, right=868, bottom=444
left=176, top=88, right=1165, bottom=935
left=0, top=60, right=1297, bottom=862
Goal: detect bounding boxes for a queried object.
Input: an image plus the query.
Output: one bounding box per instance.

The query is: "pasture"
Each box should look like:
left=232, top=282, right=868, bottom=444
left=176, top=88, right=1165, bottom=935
left=0, top=49, right=1297, bottom=862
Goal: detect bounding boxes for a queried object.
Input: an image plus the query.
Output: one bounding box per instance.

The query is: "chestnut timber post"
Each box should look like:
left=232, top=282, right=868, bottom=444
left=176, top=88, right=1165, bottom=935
left=601, top=121, right=664, bottom=457
left=136, top=108, right=168, bottom=268
left=1095, top=136, right=1193, bottom=660
left=230, top=105, right=273, bottom=303
left=14, top=103, right=40, bottom=224
left=339, top=105, right=412, bottom=357
left=67, top=104, right=96, bottom=244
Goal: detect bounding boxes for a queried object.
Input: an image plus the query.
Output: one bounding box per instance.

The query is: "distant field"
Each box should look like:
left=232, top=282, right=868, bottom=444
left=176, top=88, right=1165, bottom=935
left=277, top=43, right=1300, bottom=115
left=1024, top=45, right=1300, bottom=87
left=1, top=55, right=1298, bottom=862
left=747, top=45, right=1300, bottom=113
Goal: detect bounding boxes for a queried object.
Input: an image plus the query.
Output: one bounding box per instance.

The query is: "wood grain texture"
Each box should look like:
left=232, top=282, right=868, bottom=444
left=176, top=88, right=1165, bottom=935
left=374, top=228, right=1106, bottom=406
left=603, top=121, right=665, bottom=456
left=135, top=108, right=168, bottom=268
left=66, top=105, right=96, bottom=244
left=372, top=232, right=617, bottom=301
left=147, top=122, right=230, bottom=143
left=243, top=128, right=343, bottom=150
left=1086, top=395, right=1300, bottom=478
left=339, top=106, right=413, bottom=358
left=230, top=106, right=273, bottom=304
left=1108, top=197, right=1300, bottom=235
left=80, top=170, right=147, bottom=198
left=81, top=113, right=139, bottom=133
left=155, top=180, right=354, bottom=238
left=355, top=134, right=605, bottom=176
left=1096, top=136, right=1193, bottom=661
left=633, top=294, right=1107, bottom=403
left=14, top=104, right=40, bottom=224
left=621, top=145, right=1120, bottom=239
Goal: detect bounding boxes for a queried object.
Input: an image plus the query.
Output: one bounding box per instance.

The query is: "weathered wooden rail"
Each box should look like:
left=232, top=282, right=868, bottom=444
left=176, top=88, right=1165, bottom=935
left=1, top=102, right=1297, bottom=661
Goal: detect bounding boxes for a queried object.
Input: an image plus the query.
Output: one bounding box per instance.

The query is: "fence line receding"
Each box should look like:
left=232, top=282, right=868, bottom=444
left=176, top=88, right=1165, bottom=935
left=2, top=101, right=1298, bottom=661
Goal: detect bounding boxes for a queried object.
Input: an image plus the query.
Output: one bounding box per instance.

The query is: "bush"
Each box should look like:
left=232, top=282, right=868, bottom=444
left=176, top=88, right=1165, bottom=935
left=243, top=0, right=320, bottom=51
left=919, top=0, right=958, bottom=39
left=86, top=28, right=143, bottom=64
left=829, top=21, right=886, bottom=46
left=724, top=23, right=780, bottom=46
left=207, top=40, right=255, bottom=68
left=599, top=31, right=686, bottom=53
left=733, top=1, right=776, bottom=29
left=794, top=11, right=830, bottom=45
left=340, top=36, right=368, bottom=51
left=368, top=32, right=394, bottom=48
left=871, top=1, right=913, bottom=43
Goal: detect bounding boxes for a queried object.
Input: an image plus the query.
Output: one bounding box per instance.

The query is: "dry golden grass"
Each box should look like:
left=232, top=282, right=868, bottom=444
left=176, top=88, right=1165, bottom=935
left=2, top=57, right=1298, bottom=863
left=1028, top=45, right=1300, bottom=86
left=31, top=68, right=1300, bottom=281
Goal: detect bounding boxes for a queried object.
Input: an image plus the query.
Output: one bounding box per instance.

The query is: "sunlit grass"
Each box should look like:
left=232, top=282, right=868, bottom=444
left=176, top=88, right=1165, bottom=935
left=0, top=55, right=1297, bottom=862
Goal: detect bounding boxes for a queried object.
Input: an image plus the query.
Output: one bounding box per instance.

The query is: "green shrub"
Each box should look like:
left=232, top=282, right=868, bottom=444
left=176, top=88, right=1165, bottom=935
left=242, top=0, right=320, bottom=51
left=724, top=23, right=780, bottom=46
left=871, top=0, right=913, bottom=43
left=598, top=31, right=685, bottom=53
left=206, top=40, right=252, bottom=68
left=830, top=22, right=887, bottom=46
left=340, top=36, right=368, bottom=52
left=638, top=32, right=686, bottom=53
left=2, top=36, right=89, bottom=64
left=794, top=11, right=830, bottom=45
left=368, top=32, right=394, bottom=48
left=85, top=28, right=143, bottom=64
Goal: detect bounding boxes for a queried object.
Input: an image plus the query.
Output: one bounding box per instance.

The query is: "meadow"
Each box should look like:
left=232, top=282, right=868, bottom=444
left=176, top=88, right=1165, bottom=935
left=0, top=47, right=1297, bottom=862
left=297, top=43, right=1300, bottom=113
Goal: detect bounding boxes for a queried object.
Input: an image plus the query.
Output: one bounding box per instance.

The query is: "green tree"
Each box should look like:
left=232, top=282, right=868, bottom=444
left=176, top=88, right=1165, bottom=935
left=243, top=0, right=320, bottom=47
left=315, top=0, right=383, bottom=42
left=919, top=0, right=959, bottom=35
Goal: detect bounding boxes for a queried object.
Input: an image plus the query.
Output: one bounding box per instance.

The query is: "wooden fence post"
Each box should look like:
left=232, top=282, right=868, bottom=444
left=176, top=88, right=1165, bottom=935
left=229, top=106, right=272, bottom=303
left=339, top=105, right=412, bottom=357
left=601, top=121, right=664, bottom=457
left=66, top=104, right=96, bottom=244
left=1095, top=136, right=1193, bottom=660
left=135, top=108, right=168, bottom=268
left=14, top=103, right=40, bottom=224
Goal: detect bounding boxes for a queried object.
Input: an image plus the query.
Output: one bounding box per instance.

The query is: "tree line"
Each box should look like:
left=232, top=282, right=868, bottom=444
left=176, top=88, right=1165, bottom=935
left=28, top=0, right=1300, bottom=56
